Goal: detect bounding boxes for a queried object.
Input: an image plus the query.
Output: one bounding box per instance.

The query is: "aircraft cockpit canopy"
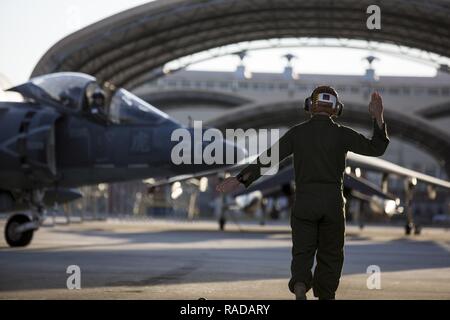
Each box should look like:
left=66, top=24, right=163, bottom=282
left=15, top=72, right=173, bottom=126
left=30, top=72, right=96, bottom=111
left=109, top=88, right=170, bottom=125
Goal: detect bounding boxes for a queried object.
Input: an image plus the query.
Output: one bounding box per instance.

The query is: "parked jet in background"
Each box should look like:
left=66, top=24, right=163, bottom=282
left=149, top=152, right=450, bottom=235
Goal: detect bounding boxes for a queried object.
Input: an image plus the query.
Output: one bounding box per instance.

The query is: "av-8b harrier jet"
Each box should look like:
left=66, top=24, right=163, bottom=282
left=0, top=72, right=244, bottom=247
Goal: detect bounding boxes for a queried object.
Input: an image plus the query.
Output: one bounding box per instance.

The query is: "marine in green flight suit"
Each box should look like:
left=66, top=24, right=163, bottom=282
left=217, top=86, right=389, bottom=300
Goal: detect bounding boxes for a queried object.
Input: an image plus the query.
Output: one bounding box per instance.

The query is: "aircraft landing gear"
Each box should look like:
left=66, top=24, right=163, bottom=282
left=219, top=216, right=226, bottom=231
left=405, top=223, right=422, bottom=236
left=404, top=178, right=418, bottom=236
left=414, top=224, right=422, bottom=235
left=4, top=190, right=46, bottom=247
left=5, top=214, right=35, bottom=247
left=405, top=222, right=413, bottom=235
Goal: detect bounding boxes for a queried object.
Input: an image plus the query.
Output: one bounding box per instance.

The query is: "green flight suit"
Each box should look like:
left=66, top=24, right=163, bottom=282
left=238, top=114, right=389, bottom=299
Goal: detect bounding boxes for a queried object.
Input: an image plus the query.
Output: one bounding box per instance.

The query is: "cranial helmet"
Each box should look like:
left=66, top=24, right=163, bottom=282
left=304, top=85, right=344, bottom=117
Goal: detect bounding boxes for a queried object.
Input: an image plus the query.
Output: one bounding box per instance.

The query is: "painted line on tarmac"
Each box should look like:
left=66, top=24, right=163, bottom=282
left=436, top=241, right=450, bottom=254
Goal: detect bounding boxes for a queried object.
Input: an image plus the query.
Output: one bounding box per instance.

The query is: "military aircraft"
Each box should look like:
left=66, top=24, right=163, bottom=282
left=0, top=72, right=244, bottom=247
left=148, top=152, right=450, bottom=235
left=230, top=163, right=398, bottom=223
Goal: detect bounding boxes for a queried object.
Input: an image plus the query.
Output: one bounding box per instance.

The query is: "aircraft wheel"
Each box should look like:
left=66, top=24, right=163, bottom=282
left=5, top=214, right=34, bottom=247
left=405, top=223, right=413, bottom=236
left=219, top=217, right=226, bottom=231
left=414, top=225, right=422, bottom=235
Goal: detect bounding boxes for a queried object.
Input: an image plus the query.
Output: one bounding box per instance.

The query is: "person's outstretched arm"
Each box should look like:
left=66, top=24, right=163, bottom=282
left=216, top=128, right=294, bottom=193
left=340, top=92, right=389, bottom=156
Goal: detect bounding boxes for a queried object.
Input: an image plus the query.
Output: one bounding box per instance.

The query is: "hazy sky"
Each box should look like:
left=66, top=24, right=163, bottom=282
left=0, top=0, right=438, bottom=86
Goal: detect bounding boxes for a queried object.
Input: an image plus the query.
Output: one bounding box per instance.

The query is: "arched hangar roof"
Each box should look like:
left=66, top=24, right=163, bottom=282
left=32, top=0, right=450, bottom=90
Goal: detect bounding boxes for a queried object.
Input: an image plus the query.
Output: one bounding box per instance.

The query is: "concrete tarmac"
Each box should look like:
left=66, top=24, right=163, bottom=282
left=1, top=218, right=450, bottom=300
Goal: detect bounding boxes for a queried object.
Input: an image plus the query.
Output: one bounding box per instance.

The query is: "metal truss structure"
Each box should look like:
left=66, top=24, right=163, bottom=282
left=32, top=0, right=450, bottom=89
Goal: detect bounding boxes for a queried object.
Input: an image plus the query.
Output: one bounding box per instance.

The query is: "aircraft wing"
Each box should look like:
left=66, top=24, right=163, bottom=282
left=145, top=155, right=259, bottom=187
left=232, top=165, right=396, bottom=200
left=344, top=172, right=397, bottom=200
left=147, top=152, right=450, bottom=193
left=347, top=152, right=450, bottom=189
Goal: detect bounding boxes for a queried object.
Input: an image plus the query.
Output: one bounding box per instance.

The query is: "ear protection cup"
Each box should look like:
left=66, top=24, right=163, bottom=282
left=304, top=97, right=313, bottom=112
left=304, top=91, right=319, bottom=112
left=336, top=102, right=344, bottom=116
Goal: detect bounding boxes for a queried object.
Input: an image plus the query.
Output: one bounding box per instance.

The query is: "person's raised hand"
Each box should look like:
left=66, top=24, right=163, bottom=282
left=369, top=91, right=384, bottom=128
left=216, top=176, right=241, bottom=193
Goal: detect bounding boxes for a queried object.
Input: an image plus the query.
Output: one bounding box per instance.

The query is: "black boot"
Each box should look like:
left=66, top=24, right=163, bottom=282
left=294, top=282, right=307, bottom=300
